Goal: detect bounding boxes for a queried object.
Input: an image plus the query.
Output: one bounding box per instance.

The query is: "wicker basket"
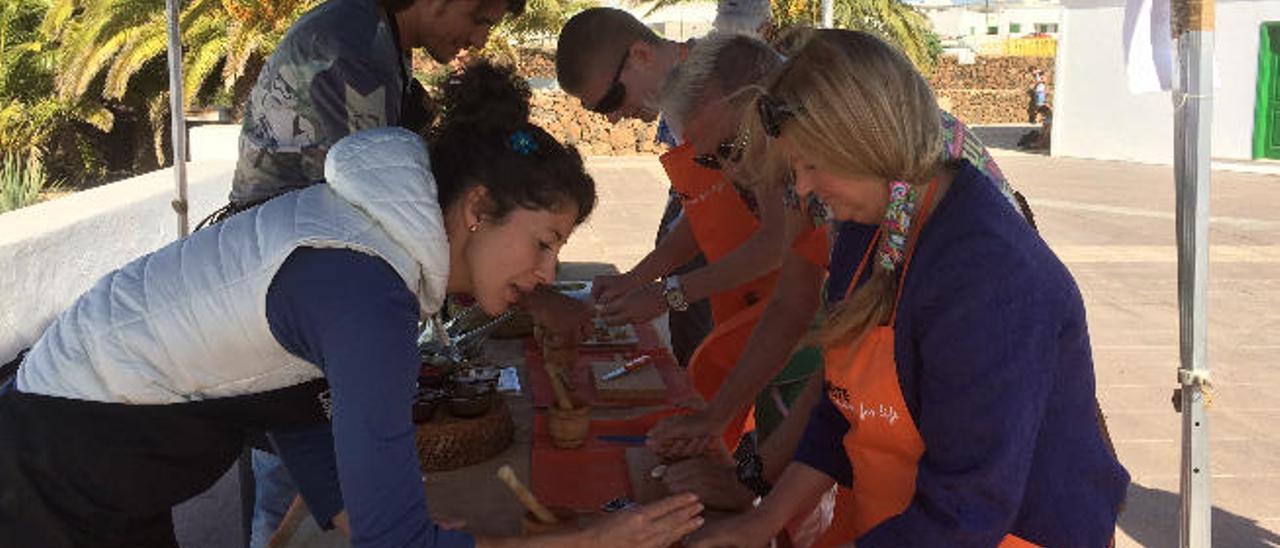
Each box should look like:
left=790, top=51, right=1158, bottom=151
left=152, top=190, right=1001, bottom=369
left=415, top=396, right=515, bottom=472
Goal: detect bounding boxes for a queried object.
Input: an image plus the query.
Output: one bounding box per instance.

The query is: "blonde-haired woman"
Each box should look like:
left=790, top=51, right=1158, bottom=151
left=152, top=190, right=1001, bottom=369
left=690, top=29, right=1127, bottom=548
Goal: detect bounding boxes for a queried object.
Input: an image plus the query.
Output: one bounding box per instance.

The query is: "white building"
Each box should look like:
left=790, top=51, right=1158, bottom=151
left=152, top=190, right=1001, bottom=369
left=918, top=0, right=1062, bottom=50
left=603, top=0, right=718, bottom=42
left=1053, top=0, right=1280, bottom=164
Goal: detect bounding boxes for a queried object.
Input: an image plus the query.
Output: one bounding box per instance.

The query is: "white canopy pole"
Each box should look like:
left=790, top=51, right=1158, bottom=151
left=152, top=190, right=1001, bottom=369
left=821, top=0, right=834, bottom=28
left=1172, top=0, right=1213, bottom=544
left=164, top=0, right=189, bottom=238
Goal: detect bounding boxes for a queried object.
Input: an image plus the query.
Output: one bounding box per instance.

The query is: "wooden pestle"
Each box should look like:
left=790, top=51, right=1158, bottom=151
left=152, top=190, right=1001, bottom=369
left=542, top=354, right=575, bottom=411
left=497, top=465, right=558, bottom=524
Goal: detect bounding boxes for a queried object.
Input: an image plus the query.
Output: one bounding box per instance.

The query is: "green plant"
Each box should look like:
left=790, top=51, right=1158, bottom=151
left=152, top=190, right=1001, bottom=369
left=0, top=153, right=51, bottom=213
left=499, top=0, right=597, bottom=46
left=42, top=0, right=317, bottom=108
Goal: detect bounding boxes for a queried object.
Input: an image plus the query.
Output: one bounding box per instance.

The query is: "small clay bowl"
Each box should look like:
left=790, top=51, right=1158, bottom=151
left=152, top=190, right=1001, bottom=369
left=418, top=363, right=450, bottom=389
left=412, top=388, right=447, bottom=423
left=522, top=507, right=580, bottom=536
left=412, top=398, right=440, bottom=423
left=547, top=402, right=591, bottom=449
left=447, top=385, right=494, bottom=418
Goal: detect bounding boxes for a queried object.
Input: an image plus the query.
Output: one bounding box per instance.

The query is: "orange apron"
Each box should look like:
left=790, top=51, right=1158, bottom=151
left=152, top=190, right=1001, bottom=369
left=815, top=183, right=1036, bottom=548
left=659, top=144, right=828, bottom=445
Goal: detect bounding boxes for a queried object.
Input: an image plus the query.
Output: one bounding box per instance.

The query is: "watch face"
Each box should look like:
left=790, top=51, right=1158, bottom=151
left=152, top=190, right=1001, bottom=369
left=665, top=290, right=682, bottom=309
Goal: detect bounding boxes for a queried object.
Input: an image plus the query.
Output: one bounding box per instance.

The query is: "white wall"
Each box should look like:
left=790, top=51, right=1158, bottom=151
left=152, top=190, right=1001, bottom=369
left=1054, top=0, right=1280, bottom=163
left=0, top=162, right=235, bottom=365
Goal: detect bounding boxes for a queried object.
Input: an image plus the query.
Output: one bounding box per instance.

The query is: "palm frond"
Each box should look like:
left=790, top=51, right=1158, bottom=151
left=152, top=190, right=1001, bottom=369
left=72, top=100, right=114, bottom=132
left=102, top=17, right=167, bottom=99
left=39, top=0, right=78, bottom=40
left=221, top=22, right=265, bottom=87
left=183, top=33, right=229, bottom=103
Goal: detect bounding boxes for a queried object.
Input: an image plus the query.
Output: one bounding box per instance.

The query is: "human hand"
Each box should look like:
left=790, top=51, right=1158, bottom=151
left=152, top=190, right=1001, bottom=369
left=577, top=493, right=705, bottom=548
left=661, top=445, right=755, bottom=512
left=592, top=272, right=642, bottom=305
left=522, top=289, right=593, bottom=342
left=599, top=281, right=667, bottom=327
left=647, top=410, right=721, bottom=460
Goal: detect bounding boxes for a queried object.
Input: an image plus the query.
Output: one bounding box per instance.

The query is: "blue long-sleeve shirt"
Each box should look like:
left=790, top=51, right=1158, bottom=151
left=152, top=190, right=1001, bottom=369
left=264, top=247, right=474, bottom=548
left=794, top=161, right=1129, bottom=547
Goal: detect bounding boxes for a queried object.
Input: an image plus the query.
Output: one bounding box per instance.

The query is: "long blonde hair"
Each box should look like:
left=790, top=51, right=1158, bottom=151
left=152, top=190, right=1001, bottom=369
left=743, top=29, right=945, bottom=346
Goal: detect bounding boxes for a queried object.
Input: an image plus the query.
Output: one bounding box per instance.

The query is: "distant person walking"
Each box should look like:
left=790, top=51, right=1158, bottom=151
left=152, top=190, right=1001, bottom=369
left=1028, top=68, right=1047, bottom=123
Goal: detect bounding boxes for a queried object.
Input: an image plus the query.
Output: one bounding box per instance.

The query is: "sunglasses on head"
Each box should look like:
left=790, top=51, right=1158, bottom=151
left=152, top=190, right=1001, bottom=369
left=692, top=138, right=746, bottom=170
left=590, top=50, right=631, bottom=115
left=757, top=94, right=804, bottom=138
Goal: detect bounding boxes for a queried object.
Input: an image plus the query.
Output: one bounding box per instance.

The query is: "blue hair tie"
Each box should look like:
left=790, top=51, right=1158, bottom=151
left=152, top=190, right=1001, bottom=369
left=509, top=130, right=538, bottom=155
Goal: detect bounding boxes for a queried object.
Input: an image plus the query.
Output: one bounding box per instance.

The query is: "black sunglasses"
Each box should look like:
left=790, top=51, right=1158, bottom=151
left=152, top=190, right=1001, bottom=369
left=757, top=94, right=804, bottom=138
left=692, top=139, right=745, bottom=170
left=591, top=50, right=631, bottom=115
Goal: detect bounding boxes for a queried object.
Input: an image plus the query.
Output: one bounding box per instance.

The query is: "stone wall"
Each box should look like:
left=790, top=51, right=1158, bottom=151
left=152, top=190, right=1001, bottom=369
left=530, top=91, right=665, bottom=156
left=429, top=50, right=1055, bottom=155
left=930, top=56, right=1055, bottom=124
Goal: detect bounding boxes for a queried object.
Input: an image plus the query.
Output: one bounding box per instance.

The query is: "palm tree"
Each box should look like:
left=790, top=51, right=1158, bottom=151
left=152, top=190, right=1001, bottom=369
left=43, top=0, right=317, bottom=107
left=1, top=0, right=112, bottom=160
left=35, top=0, right=318, bottom=166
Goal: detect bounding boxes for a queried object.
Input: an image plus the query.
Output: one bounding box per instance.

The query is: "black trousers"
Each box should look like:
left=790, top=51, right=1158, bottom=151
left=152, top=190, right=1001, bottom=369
left=0, top=381, right=327, bottom=547
left=656, top=194, right=714, bottom=368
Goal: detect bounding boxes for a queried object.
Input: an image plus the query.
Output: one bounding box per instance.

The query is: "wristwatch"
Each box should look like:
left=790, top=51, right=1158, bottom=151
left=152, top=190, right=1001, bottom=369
left=663, top=275, right=689, bottom=312
left=734, top=433, right=773, bottom=498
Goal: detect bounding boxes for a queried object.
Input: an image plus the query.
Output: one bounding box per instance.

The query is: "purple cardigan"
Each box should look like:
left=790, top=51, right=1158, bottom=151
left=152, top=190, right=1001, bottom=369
left=795, top=161, right=1129, bottom=547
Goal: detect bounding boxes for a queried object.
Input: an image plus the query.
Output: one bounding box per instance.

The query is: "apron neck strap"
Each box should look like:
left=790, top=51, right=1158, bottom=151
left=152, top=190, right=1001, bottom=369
left=887, top=178, right=942, bottom=324
left=839, top=177, right=943, bottom=316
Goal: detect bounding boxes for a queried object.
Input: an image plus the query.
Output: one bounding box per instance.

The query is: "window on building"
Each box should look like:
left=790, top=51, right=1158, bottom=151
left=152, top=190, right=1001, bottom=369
left=1034, top=23, right=1059, bottom=33
left=1010, top=23, right=1022, bottom=33
left=987, top=25, right=998, bottom=35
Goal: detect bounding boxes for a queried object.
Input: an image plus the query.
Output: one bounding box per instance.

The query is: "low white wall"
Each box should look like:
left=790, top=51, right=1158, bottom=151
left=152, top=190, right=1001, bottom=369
left=189, top=124, right=242, bottom=162
left=1054, top=0, right=1280, bottom=164
left=0, top=162, right=235, bottom=365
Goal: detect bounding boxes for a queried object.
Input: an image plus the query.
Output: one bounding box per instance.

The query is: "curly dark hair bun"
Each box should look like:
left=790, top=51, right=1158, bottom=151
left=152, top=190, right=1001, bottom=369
left=430, top=60, right=597, bottom=227
left=438, top=61, right=533, bottom=134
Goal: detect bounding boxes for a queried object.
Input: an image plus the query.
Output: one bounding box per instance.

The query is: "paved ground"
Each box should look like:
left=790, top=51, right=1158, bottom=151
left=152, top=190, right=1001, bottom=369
left=175, top=143, right=1280, bottom=547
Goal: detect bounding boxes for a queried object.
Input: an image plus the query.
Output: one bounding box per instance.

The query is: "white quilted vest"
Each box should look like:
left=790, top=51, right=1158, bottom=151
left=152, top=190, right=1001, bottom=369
left=17, top=128, right=450, bottom=404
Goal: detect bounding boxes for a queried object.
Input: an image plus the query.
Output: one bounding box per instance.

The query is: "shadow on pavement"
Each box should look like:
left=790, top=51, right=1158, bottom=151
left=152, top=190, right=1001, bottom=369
left=1119, top=482, right=1280, bottom=547
left=970, top=124, right=1048, bottom=155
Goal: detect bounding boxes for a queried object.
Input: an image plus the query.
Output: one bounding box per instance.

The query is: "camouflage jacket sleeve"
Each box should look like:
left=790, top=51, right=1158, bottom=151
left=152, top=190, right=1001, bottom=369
left=230, top=0, right=404, bottom=205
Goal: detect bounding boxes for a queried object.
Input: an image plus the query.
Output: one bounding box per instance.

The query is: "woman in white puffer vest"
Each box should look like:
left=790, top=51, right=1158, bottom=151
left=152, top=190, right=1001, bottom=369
left=0, top=62, right=705, bottom=548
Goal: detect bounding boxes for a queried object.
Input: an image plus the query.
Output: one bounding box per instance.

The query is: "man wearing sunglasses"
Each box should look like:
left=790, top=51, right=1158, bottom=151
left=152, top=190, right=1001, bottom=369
left=556, top=7, right=714, bottom=368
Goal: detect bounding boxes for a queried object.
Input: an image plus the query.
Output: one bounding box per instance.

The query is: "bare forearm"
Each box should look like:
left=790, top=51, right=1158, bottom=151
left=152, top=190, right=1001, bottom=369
left=758, top=374, right=824, bottom=482
left=753, top=463, right=838, bottom=537
left=630, top=217, right=699, bottom=282
left=705, top=254, right=823, bottom=428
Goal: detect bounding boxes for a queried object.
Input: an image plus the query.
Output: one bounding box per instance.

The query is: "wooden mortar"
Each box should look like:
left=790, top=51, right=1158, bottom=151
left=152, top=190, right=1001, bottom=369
left=547, top=401, right=591, bottom=449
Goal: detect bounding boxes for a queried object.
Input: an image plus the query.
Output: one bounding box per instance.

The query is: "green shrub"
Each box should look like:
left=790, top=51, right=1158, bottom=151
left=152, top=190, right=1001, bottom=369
left=0, top=153, right=49, bottom=213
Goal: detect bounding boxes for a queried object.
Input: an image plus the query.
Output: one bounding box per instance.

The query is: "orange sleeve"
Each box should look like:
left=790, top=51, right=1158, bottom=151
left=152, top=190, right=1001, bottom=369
left=791, top=224, right=830, bottom=268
